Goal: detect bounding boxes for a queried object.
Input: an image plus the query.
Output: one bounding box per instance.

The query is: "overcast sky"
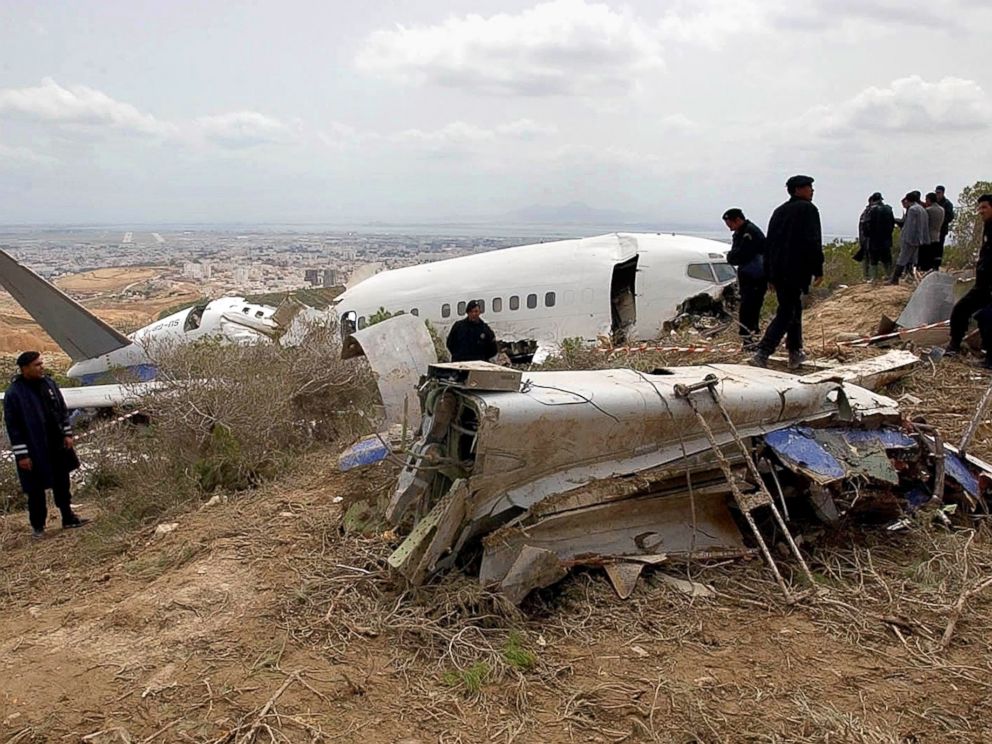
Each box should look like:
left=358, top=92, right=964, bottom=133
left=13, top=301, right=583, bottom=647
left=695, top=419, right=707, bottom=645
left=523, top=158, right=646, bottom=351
left=1, top=0, right=989, bottom=234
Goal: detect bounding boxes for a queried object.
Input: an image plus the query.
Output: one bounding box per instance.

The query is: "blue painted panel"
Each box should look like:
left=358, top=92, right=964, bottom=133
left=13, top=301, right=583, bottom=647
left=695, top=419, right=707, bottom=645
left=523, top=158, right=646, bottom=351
left=765, top=427, right=846, bottom=481
left=339, top=435, right=390, bottom=471
left=840, top=429, right=916, bottom=450
left=944, top=451, right=979, bottom=498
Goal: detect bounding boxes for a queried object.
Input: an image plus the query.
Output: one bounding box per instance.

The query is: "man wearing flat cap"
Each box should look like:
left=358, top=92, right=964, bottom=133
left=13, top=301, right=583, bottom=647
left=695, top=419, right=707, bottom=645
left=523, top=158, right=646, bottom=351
left=446, top=300, right=498, bottom=363
left=3, top=351, right=86, bottom=538
left=751, top=175, right=824, bottom=370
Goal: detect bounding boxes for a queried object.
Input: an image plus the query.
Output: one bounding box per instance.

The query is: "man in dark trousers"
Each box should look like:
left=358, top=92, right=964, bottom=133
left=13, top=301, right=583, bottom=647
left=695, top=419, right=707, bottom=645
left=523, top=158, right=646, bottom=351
left=723, top=208, right=767, bottom=351
left=866, top=192, right=895, bottom=282
left=751, top=175, right=824, bottom=370
left=4, top=351, right=86, bottom=538
left=446, top=300, right=498, bottom=362
left=945, top=194, right=992, bottom=369
left=935, top=185, right=955, bottom=252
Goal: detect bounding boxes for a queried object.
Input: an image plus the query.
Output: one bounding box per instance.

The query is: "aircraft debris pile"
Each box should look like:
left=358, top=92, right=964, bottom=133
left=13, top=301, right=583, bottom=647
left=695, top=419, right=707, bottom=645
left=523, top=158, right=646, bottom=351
left=382, top=352, right=992, bottom=603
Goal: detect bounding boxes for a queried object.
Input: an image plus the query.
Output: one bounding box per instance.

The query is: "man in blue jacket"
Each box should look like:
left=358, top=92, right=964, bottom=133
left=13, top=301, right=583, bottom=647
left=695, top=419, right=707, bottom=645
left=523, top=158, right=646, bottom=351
left=751, top=175, right=824, bottom=370
left=4, top=351, right=86, bottom=538
left=723, top=208, right=767, bottom=351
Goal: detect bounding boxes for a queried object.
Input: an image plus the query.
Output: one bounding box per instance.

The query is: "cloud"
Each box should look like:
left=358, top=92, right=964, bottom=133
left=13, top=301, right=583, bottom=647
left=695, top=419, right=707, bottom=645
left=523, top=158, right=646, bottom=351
left=355, top=0, right=664, bottom=97
left=194, top=111, right=296, bottom=148
left=393, top=119, right=557, bottom=147
left=795, top=76, right=992, bottom=137
left=0, top=141, right=58, bottom=165
left=0, top=77, right=175, bottom=137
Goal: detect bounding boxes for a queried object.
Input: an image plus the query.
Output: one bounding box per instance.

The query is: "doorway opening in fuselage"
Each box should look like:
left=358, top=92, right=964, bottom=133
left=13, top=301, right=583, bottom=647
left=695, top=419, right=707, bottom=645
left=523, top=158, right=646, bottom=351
left=610, top=257, right=638, bottom=344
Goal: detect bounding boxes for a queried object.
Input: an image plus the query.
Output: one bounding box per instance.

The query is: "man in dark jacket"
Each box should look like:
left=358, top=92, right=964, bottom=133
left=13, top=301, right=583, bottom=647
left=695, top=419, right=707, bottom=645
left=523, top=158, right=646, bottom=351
left=935, top=185, right=955, bottom=250
left=446, top=300, right=498, bottom=362
left=723, top=208, right=767, bottom=350
left=945, top=194, right=992, bottom=368
left=866, top=192, right=895, bottom=282
left=752, top=175, right=824, bottom=370
left=4, top=352, right=85, bottom=538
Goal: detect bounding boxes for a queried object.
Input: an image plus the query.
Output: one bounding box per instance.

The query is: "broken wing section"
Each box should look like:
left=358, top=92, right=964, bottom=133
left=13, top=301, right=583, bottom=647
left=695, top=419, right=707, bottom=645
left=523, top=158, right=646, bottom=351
left=341, top=314, right=438, bottom=429
left=0, top=249, right=132, bottom=362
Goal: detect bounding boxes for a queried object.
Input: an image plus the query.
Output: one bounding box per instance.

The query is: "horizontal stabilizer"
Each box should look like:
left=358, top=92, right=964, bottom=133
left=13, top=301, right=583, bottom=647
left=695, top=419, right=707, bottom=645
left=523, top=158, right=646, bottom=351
left=0, top=250, right=132, bottom=361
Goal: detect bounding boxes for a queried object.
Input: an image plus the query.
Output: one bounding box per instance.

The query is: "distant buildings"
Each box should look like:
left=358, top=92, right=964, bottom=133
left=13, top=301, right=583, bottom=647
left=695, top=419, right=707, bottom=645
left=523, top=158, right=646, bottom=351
left=304, top=267, right=341, bottom=287
left=182, top=261, right=211, bottom=280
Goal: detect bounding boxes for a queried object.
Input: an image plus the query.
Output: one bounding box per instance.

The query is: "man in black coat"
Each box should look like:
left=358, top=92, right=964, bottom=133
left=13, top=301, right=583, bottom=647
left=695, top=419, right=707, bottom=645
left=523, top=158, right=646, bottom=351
left=866, top=192, right=895, bottom=282
left=446, top=300, right=498, bottom=363
left=945, top=194, right=992, bottom=369
left=4, top=351, right=85, bottom=538
left=935, top=185, right=955, bottom=251
left=752, top=175, right=824, bottom=370
left=723, top=208, right=767, bottom=351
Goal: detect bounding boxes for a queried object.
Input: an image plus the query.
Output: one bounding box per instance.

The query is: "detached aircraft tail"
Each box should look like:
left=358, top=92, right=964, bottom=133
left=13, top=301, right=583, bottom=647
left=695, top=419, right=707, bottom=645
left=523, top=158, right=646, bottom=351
left=0, top=249, right=132, bottom=362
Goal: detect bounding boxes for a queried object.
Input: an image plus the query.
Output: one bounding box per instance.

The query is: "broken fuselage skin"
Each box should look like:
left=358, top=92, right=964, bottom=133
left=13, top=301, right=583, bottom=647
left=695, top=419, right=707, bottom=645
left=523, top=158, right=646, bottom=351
left=386, top=362, right=901, bottom=591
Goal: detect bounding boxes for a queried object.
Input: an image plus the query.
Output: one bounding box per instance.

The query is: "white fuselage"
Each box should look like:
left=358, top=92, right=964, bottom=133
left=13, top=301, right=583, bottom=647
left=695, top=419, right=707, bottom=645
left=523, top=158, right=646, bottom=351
left=333, top=232, right=734, bottom=353
left=67, top=297, right=278, bottom=383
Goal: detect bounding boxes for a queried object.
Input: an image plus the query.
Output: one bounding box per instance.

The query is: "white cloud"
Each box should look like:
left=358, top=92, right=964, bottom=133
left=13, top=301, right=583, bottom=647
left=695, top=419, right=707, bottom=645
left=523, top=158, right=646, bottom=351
left=393, top=119, right=557, bottom=147
left=796, top=76, right=992, bottom=137
left=0, top=141, right=58, bottom=165
left=0, top=77, right=176, bottom=137
left=355, top=0, right=664, bottom=97
left=194, top=111, right=295, bottom=148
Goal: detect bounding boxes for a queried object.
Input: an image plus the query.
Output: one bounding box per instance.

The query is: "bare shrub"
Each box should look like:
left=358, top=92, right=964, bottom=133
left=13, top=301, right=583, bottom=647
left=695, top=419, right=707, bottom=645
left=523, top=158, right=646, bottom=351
left=74, top=319, right=379, bottom=540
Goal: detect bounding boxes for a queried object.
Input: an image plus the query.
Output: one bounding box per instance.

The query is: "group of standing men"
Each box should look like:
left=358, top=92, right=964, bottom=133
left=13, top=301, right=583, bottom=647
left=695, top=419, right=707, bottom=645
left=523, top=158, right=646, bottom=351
left=724, top=174, right=823, bottom=370
left=856, top=186, right=954, bottom=283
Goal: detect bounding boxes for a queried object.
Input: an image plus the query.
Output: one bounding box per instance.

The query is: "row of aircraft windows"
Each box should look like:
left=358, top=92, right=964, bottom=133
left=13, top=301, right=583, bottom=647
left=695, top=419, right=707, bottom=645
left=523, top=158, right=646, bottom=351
left=352, top=291, right=558, bottom=330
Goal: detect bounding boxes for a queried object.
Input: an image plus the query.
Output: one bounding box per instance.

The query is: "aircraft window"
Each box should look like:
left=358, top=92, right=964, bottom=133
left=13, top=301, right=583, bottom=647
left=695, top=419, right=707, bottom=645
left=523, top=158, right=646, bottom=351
left=492, top=297, right=502, bottom=313
left=475, top=299, right=485, bottom=313
left=357, top=316, right=367, bottom=329
left=457, top=301, right=466, bottom=315
left=713, top=263, right=737, bottom=283
left=441, top=303, right=451, bottom=318
left=582, top=288, right=594, bottom=304
left=255, top=310, right=264, bottom=318
left=411, top=308, right=419, bottom=316
left=564, top=289, right=575, bottom=305
left=184, top=303, right=207, bottom=332
left=545, top=291, right=556, bottom=307
left=687, top=263, right=716, bottom=282
left=527, top=293, right=537, bottom=309
left=341, top=311, right=357, bottom=335
left=242, top=307, right=250, bottom=314
left=509, top=295, right=520, bottom=311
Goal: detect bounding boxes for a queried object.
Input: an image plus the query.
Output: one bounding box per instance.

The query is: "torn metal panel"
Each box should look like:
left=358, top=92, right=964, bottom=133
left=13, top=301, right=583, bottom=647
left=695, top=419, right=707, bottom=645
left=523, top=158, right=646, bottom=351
left=341, top=314, right=437, bottom=429
left=604, top=562, right=645, bottom=600
left=479, top=490, right=747, bottom=591
left=498, top=547, right=569, bottom=605
left=897, top=271, right=956, bottom=328
left=765, top=426, right=902, bottom=486
left=798, top=350, right=920, bottom=390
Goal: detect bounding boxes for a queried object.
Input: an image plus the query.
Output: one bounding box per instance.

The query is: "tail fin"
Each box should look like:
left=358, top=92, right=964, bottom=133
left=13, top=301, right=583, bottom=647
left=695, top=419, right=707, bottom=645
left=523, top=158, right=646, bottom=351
left=0, top=250, right=132, bottom=362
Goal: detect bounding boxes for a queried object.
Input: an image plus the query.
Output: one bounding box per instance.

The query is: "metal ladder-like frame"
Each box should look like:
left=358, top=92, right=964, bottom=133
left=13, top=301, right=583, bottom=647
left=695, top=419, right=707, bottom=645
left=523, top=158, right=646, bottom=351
left=674, top=374, right=816, bottom=603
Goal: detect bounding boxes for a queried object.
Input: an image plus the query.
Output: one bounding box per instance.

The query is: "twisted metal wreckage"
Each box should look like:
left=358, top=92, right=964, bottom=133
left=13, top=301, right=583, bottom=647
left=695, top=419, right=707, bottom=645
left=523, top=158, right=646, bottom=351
left=344, top=316, right=992, bottom=604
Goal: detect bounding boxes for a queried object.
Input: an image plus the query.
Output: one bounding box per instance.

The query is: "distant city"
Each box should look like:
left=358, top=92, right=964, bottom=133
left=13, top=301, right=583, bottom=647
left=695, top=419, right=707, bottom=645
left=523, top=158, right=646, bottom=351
left=0, top=218, right=854, bottom=300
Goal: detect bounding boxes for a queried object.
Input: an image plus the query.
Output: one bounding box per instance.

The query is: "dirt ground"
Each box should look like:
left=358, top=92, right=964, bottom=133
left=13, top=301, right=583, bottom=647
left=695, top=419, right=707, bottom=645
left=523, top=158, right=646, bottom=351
left=1, top=281, right=992, bottom=742
left=806, top=284, right=913, bottom=344
left=54, top=267, right=163, bottom=296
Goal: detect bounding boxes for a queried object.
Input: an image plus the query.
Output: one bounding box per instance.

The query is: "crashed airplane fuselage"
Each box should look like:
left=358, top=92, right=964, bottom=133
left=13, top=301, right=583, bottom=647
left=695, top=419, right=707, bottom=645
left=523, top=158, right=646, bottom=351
left=334, top=233, right=735, bottom=361
left=385, top=360, right=919, bottom=597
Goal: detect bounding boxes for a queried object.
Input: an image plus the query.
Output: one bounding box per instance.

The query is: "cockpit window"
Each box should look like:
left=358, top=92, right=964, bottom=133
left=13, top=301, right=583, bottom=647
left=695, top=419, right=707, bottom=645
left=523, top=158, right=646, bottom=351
left=687, top=263, right=716, bottom=282
left=713, top=263, right=737, bottom=283
left=184, top=302, right=208, bottom=332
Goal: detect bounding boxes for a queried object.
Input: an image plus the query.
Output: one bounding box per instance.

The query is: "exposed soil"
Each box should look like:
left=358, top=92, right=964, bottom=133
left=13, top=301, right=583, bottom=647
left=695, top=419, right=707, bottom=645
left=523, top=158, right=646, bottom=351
left=1, top=279, right=992, bottom=742
left=806, top=283, right=913, bottom=344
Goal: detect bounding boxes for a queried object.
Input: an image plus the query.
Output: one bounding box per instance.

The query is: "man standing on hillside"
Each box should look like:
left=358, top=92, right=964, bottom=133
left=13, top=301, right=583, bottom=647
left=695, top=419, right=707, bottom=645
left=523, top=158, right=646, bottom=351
left=890, top=192, right=929, bottom=284
left=923, top=192, right=946, bottom=271
left=446, top=300, right=498, bottom=362
left=936, top=185, right=955, bottom=251
left=751, top=175, right=824, bottom=370
left=3, top=352, right=86, bottom=538
left=945, top=194, right=992, bottom=369
left=723, top=208, right=767, bottom=350
left=866, top=192, right=895, bottom=282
